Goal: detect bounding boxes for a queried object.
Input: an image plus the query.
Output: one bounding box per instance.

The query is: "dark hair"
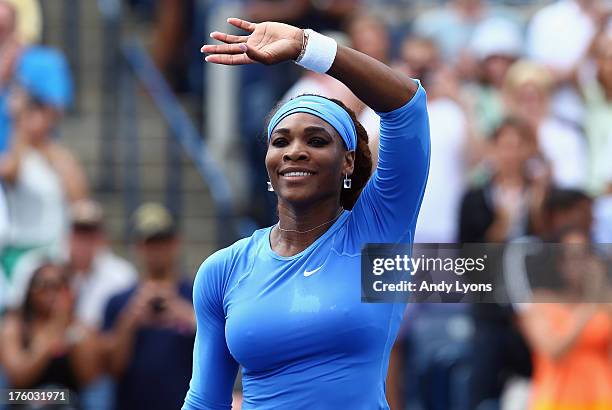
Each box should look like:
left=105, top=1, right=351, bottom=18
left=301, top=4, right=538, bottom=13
left=490, top=116, right=535, bottom=143
left=543, top=188, right=591, bottom=215
left=22, top=262, right=68, bottom=323
left=264, top=95, right=372, bottom=210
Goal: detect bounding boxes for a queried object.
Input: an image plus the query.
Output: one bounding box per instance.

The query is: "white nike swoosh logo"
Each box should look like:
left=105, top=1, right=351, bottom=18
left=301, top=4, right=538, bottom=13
left=304, top=265, right=324, bottom=277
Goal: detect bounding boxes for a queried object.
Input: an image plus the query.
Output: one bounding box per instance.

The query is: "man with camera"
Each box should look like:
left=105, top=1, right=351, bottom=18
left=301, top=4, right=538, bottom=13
left=102, top=203, right=195, bottom=410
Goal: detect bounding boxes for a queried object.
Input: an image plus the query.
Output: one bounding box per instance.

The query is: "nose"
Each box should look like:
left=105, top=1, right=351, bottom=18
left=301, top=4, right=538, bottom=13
left=282, top=140, right=309, bottom=162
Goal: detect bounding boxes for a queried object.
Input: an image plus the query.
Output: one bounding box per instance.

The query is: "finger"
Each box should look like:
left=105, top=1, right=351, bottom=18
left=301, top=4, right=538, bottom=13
left=205, top=53, right=255, bottom=65
left=227, top=17, right=256, bottom=33
left=201, top=43, right=248, bottom=55
left=210, top=31, right=249, bottom=44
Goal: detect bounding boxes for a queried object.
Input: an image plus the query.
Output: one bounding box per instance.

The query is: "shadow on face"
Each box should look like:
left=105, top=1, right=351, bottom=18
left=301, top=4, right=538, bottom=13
left=137, top=235, right=180, bottom=278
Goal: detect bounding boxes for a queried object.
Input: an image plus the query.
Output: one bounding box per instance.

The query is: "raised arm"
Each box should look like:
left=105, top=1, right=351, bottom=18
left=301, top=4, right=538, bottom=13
left=201, top=18, right=417, bottom=111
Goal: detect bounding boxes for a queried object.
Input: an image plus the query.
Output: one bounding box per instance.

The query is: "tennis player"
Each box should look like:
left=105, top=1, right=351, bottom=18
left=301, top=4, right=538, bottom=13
left=183, top=17, right=430, bottom=410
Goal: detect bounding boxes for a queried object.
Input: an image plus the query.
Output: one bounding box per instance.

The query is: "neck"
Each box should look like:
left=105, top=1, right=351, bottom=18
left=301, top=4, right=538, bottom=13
left=494, top=170, right=525, bottom=186
left=271, top=198, right=343, bottom=257
left=146, top=269, right=177, bottom=284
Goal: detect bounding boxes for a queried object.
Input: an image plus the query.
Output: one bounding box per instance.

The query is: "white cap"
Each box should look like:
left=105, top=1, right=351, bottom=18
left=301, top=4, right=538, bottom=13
left=470, top=17, right=523, bottom=61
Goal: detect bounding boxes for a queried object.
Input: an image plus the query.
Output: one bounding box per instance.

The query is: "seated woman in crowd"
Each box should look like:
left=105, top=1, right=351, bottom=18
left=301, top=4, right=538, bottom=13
left=0, top=263, right=101, bottom=405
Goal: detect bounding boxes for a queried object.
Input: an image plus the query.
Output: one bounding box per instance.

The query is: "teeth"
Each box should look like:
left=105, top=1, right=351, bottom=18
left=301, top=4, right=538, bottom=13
left=284, top=171, right=313, bottom=177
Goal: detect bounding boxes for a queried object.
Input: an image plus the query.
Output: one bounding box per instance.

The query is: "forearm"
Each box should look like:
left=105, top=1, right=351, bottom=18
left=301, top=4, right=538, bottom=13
left=327, top=46, right=418, bottom=113
left=107, top=317, right=137, bottom=377
left=71, top=333, right=103, bottom=385
left=485, top=215, right=510, bottom=242
left=4, top=349, right=52, bottom=388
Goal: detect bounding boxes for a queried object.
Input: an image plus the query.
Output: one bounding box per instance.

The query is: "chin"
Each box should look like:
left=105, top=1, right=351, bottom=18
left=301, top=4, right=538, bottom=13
left=277, top=187, right=322, bottom=207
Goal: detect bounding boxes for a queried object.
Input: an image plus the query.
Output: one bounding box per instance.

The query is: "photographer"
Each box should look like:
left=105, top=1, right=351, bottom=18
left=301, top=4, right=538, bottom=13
left=102, top=203, right=195, bottom=410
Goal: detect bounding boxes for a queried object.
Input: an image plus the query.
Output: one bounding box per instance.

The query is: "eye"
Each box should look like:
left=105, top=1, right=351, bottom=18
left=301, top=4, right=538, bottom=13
left=271, top=137, right=289, bottom=147
left=309, top=136, right=329, bottom=147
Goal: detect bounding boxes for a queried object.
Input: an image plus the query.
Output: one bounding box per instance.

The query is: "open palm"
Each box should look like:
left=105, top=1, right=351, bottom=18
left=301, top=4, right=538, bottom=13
left=201, top=18, right=303, bottom=66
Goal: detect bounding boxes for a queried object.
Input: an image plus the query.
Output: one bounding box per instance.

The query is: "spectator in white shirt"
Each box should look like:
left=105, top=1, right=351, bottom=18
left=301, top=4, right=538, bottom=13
left=415, top=65, right=469, bottom=244
left=66, top=199, right=137, bottom=329
left=503, top=60, right=588, bottom=190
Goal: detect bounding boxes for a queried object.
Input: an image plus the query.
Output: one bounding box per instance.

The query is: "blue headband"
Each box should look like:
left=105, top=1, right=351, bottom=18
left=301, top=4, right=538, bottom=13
left=267, top=95, right=357, bottom=151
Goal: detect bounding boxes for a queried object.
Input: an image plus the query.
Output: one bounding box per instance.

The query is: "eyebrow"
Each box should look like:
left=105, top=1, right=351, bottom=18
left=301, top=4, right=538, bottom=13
left=271, top=126, right=333, bottom=138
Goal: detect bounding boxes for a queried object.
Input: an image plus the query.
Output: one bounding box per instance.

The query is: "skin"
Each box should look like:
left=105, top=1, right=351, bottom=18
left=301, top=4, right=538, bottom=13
left=202, top=17, right=417, bottom=257
left=0, top=0, right=19, bottom=87
left=595, top=34, right=612, bottom=100
left=68, top=228, right=106, bottom=274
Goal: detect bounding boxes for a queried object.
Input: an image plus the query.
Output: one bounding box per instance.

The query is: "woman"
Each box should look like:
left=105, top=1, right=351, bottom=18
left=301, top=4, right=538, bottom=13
left=0, top=47, right=88, bottom=280
left=183, top=18, right=430, bottom=409
left=459, top=117, right=548, bottom=243
left=0, top=263, right=101, bottom=403
left=520, top=227, right=612, bottom=410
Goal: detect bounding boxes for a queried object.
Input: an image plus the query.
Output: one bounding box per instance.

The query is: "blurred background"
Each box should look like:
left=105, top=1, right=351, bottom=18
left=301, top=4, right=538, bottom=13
left=0, top=0, right=611, bottom=409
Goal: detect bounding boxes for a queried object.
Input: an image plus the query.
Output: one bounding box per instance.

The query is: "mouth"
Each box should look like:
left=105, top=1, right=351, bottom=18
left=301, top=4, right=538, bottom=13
left=279, top=169, right=316, bottom=178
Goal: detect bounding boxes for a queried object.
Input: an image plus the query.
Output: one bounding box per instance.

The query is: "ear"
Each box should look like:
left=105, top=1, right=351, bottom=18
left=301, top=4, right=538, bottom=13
left=342, top=150, right=355, bottom=176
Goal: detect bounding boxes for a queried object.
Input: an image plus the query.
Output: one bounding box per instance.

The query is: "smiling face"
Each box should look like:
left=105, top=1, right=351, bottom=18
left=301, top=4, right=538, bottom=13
left=266, top=112, right=354, bottom=208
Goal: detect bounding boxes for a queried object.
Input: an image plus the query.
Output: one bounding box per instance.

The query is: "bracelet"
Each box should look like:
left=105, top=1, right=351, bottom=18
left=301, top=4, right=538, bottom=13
left=294, top=29, right=337, bottom=74
left=295, top=29, right=309, bottom=62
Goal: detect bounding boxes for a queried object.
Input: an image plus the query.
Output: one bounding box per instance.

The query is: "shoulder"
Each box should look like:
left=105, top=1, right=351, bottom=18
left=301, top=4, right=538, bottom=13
left=193, top=229, right=268, bottom=300
left=461, top=184, right=488, bottom=204
left=541, top=118, right=585, bottom=145
left=196, top=230, right=263, bottom=276
left=46, top=142, right=79, bottom=163
left=0, top=311, right=22, bottom=339
left=96, top=250, right=137, bottom=276
left=376, top=80, right=427, bottom=119
left=106, top=285, right=137, bottom=311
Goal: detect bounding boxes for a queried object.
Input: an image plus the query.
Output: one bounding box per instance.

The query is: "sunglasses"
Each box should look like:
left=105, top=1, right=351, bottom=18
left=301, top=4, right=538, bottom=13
left=31, top=278, right=67, bottom=292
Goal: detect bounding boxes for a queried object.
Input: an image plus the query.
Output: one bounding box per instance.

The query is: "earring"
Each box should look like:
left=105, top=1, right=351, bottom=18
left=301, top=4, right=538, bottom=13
left=267, top=181, right=274, bottom=192
left=343, top=174, right=352, bottom=189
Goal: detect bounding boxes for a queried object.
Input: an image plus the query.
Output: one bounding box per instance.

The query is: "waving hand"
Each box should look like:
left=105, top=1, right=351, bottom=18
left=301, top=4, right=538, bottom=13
left=201, top=18, right=303, bottom=66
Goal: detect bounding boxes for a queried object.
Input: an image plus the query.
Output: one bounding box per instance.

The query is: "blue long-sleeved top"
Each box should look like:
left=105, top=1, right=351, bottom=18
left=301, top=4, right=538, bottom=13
left=183, top=82, right=430, bottom=409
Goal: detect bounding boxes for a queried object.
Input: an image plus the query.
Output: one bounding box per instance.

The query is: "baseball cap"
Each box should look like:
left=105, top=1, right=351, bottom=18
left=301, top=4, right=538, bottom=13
left=71, top=199, right=104, bottom=230
left=132, top=202, right=176, bottom=241
left=16, top=46, right=73, bottom=110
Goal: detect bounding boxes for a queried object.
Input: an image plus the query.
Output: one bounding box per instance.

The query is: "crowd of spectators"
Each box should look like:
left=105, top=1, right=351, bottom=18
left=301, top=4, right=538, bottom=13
left=0, top=0, right=610, bottom=409
left=0, top=1, right=196, bottom=408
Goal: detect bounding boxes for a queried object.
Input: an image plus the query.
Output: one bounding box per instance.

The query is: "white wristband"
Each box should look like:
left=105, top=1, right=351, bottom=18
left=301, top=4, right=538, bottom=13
left=295, top=29, right=337, bottom=73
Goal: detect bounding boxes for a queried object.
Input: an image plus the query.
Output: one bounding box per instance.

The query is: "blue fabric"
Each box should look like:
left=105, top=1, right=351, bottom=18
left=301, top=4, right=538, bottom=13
left=16, top=46, right=73, bottom=110
left=0, top=89, right=11, bottom=154
left=79, top=375, right=116, bottom=410
left=103, top=281, right=195, bottom=410
left=184, top=82, right=430, bottom=410
left=0, top=365, right=7, bottom=410
left=267, top=94, right=358, bottom=150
